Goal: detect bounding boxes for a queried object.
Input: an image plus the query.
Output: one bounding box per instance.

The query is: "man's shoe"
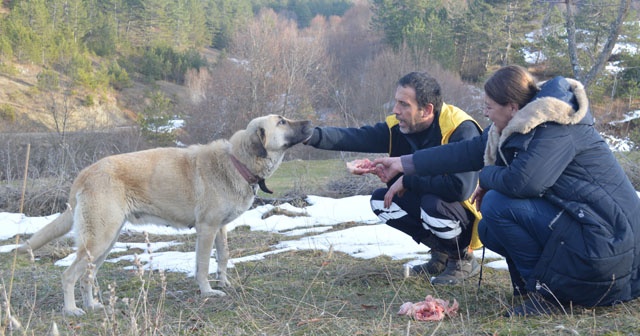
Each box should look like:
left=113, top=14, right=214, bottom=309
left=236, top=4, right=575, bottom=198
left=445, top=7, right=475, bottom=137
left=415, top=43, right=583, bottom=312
left=411, top=250, right=448, bottom=276
left=430, top=253, right=480, bottom=285
left=505, top=293, right=563, bottom=317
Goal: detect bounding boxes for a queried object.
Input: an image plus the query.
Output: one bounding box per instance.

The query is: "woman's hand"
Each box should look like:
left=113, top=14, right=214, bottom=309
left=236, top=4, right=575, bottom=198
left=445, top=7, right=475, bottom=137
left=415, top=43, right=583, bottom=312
left=384, top=176, right=405, bottom=208
left=471, top=186, right=487, bottom=211
left=372, top=157, right=404, bottom=183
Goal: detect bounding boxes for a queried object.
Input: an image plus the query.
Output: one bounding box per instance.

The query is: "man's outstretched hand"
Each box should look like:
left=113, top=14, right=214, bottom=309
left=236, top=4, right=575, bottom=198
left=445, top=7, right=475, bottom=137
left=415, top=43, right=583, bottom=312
left=346, top=158, right=377, bottom=175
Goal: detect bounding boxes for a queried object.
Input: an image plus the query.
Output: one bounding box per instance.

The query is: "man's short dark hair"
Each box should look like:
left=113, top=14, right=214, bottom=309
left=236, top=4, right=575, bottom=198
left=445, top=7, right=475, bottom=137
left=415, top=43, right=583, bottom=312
left=397, top=72, right=443, bottom=114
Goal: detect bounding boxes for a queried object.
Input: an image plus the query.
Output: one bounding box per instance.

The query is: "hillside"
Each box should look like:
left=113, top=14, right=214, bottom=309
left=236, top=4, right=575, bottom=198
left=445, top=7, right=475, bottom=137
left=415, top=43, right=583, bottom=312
left=0, top=62, right=192, bottom=133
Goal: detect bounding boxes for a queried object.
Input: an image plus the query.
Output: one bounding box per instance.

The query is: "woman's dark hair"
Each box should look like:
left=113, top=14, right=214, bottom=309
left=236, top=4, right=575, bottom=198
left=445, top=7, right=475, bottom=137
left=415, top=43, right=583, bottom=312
left=397, top=72, right=443, bottom=113
left=484, top=65, right=539, bottom=108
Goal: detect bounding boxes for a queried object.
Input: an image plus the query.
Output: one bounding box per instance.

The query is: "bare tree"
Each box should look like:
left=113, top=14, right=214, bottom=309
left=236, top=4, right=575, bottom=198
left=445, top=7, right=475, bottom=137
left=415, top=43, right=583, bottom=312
left=278, top=15, right=329, bottom=118
left=182, top=60, right=248, bottom=144
left=230, top=9, right=281, bottom=119
left=220, top=9, right=329, bottom=120
left=322, top=2, right=384, bottom=127
left=565, top=0, right=632, bottom=89
left=324, top=2, right=381, bottom=83
left=182, top=5, right=334, bottom=145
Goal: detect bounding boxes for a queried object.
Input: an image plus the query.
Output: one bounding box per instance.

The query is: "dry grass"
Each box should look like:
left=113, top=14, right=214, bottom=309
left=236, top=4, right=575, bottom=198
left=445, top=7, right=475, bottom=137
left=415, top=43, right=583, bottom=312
left=1, top=159, right=640, bottom=335
left=2, top=217, right=640, bottom=335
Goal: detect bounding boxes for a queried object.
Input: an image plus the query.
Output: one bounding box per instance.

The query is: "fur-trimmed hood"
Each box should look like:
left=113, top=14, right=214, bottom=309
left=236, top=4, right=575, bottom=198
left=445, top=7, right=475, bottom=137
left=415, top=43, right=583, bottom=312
left=484, top=77, right=589, bottom=165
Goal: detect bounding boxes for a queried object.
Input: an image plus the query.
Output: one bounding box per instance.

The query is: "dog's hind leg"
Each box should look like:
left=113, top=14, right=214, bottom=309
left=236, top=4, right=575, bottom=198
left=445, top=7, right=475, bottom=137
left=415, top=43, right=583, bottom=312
left=63, top=199, right=126, bottom=315
left=195, top=223, right=226, bottom=297
left=214, top=225, right=230, bottom=287
left=61, top=239, right=116, bottom=316
left=78, top=232, right=120, bottom=313
left=62, top=248, right=93, bottom=316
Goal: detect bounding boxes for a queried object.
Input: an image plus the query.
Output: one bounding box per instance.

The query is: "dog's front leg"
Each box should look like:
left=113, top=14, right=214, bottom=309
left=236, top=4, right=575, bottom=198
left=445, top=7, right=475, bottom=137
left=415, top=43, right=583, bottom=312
left=195, top=225, right=226, bottom=297
left=214, top=225, right=231, bottom=287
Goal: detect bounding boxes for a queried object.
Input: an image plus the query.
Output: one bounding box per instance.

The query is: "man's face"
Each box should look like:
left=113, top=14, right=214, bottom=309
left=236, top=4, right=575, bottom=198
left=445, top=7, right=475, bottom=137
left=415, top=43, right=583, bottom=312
left=393, top=85, right=432, bottom=134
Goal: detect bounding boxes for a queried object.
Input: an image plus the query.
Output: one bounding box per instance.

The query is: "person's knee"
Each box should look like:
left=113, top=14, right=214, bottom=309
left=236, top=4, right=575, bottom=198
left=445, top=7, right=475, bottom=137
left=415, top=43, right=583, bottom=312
left=370, top=188, right=387, bottom=201
left=419, top=194, right=440, bottom=215
left=478, top=191, right=510, bottom=250
left=477, top=218, right=504, bottom=255
left=369, top=188, right=388, bottom=212
left=479, top=190, right=510, bottom=219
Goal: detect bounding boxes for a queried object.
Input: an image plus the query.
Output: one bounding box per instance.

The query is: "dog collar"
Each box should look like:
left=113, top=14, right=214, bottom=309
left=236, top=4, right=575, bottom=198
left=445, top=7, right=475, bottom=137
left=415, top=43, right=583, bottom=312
left=229, top=154, right=273, bottom=194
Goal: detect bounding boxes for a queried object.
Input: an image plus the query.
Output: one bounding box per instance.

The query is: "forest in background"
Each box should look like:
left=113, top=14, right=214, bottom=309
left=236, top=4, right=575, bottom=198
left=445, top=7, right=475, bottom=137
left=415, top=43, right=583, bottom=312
left=1, top=0, right=640, bottom=187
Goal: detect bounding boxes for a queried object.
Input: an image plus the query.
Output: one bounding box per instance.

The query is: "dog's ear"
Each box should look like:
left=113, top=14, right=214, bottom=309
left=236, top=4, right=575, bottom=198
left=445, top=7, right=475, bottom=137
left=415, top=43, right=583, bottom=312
left=250, top=127, right=268, bottom=158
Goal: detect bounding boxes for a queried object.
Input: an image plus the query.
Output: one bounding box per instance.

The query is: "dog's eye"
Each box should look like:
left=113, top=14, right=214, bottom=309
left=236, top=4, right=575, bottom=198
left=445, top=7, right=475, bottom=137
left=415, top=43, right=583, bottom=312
left=278, top=119, right=287, bottom=125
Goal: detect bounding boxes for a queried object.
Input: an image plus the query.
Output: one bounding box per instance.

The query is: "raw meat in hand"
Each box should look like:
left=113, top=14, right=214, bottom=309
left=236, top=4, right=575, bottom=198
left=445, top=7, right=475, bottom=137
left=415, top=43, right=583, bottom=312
left=346, top=159, right=377, bottom=175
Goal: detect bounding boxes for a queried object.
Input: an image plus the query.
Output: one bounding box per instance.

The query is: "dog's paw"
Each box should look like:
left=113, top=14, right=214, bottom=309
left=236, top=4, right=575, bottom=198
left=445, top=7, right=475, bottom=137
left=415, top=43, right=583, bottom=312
left=63, top=307, right=86, bottom=317
left=86, top=301, right=104, bottom=311
left=201, top=289, right=227, bottom=297
left=218, top=278, right=232, bottom=288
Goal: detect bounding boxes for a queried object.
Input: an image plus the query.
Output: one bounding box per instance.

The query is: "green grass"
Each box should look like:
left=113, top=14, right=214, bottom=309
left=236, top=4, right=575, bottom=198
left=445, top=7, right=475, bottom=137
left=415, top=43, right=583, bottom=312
left=257, top=159, right=348, bottom=198
left=2, top=158, right=640, bottom=335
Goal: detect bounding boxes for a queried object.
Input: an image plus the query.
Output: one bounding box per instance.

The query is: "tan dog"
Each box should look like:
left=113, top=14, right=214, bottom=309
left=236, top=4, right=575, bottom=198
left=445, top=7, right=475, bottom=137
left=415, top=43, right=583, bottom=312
left=16, top=115, right=312, bottom=316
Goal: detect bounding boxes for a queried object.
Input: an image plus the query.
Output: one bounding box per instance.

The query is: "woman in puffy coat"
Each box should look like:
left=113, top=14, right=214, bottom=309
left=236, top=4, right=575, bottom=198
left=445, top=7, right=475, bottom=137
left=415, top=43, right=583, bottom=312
left=374, top=65, right=640, bottom=316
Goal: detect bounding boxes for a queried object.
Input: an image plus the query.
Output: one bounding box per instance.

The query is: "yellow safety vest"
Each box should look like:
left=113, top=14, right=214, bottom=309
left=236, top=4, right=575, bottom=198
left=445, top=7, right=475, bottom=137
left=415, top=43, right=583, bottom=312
left=385, top=103, right=483, bottom=250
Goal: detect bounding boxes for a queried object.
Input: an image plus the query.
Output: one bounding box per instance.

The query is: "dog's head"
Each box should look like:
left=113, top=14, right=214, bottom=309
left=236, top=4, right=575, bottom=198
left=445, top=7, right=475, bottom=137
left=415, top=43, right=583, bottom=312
left=246, top=115, right=312, bottom=158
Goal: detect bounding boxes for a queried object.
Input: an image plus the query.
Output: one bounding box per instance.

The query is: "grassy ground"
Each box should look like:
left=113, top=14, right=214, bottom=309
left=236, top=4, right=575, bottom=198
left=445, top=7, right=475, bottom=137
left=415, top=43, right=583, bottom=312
left=1, top=159, right=640, bottom=335
left=257, top=159, right=347, bottom=198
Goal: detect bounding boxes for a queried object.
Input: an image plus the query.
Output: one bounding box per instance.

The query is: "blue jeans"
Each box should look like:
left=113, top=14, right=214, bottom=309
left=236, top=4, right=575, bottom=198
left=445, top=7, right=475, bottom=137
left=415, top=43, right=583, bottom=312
left=478, top=190, right=565, bottom=291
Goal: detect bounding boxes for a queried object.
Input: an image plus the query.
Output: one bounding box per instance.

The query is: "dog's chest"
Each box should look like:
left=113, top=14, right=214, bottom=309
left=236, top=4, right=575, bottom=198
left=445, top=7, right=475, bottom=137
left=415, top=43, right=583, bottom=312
left=216, top=194, right=255, bottom=225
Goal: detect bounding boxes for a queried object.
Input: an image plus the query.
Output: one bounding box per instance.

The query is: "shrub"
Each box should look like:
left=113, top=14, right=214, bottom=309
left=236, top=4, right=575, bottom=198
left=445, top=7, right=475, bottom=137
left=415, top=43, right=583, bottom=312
left=0, top=131, right=150, bottom=191
left=629, top=126, right=640, bottom=150
left=0, top=104, right=16, bottom=122
left=138, top=46, right=208, bottom=84
left=325, top=173, right=382, bottom=198
left=137, top=91, right=178, bottom=146
left=83, top=94, right=95, bottom=107
left=36, top=69, right=60, bottom=92
left=616, top=151, right=640, bottom=190
left=68, top=53, right=110, bottom=90
left=83, top=21, right=117, bottom=57
left=108, top=61, right=133, bottom=90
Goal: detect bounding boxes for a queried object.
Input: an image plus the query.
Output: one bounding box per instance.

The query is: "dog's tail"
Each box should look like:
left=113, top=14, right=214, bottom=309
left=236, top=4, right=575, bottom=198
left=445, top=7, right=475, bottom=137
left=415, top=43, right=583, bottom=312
left=16, top=204, right=74, bottom=253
